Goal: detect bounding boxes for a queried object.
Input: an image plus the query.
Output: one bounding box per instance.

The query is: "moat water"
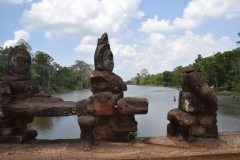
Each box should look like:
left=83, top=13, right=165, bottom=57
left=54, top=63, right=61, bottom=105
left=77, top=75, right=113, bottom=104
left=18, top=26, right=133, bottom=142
left=28, top=85, right=240, bottom=139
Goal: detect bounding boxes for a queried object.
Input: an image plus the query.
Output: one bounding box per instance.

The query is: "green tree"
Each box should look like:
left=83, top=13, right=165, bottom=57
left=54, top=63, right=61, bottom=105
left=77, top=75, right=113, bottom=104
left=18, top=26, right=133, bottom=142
left=172, top=66, right=183, bottom=86
left=162, top=71, right=173, bottom=86
left=0, top=46, right=13, bottom=76
left=192, top=54, right=203, bottom=68
left=140, top=69, right=149, bottom=85
left=32, top=51, right=54, bottom=91
left=71, top=60, right=93, bottom=89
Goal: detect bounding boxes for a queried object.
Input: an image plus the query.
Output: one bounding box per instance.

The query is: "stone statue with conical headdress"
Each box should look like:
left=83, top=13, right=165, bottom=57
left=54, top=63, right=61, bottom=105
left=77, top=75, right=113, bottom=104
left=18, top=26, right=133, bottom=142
left=76, top=33, right=148, bottom=151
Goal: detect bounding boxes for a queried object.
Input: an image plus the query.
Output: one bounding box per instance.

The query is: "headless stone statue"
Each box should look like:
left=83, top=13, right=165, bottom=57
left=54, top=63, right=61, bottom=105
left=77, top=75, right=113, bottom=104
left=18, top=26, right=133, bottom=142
left=76, top=33, right=148, bottom=150
left=167, top=67, right=218, bottom=144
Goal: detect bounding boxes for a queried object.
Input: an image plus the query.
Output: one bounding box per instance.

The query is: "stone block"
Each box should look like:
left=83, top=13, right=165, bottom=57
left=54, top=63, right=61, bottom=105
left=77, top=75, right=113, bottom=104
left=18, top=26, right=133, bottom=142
left=97, top=116, right=110, bottom=125
left=195, top=112, right=217, bottom=125
left=108, top=132, right=130, bottom=142
left=94, top=124, right=111, bottom=141
left=76, top=99, right=87, bottom=116
left=0, top=130, right=37, bottom=143
left=0, top=117, right=33, bottom=128
left=0, top=81, right=11, bottom=94
left=167, top=123, right=177, bottom=137
left=86, top=92, right=115, bottom=115
left=177, top=125, right=190, bottom=141
left=109, top=115, right=137, bottom=132
left=179, top=90, right=209, bottom=112
left=167, top=123, right=190, bottom=141
left=115, top=97, right=148, bottom=115
left=0, top=125, right=27, bottom=136
left=1, top=97, right=76, bottom=117
left=0, top=94, right=12, bottom=103
left=190, top=124, right=218, bottom=138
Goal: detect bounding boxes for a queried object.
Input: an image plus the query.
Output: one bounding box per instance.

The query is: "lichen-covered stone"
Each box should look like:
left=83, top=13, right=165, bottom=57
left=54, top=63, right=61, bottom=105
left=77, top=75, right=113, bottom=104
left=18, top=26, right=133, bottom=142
left=178, top=90, right=211, bottom=113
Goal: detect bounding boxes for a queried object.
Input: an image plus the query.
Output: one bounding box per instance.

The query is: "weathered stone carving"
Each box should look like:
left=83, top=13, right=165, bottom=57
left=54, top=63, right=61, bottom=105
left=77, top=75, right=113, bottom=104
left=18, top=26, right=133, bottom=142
left=167, top=67, right=218, bottom=141
left=0, top=46, right=76, bottom=143
left=76, top=33, right=148, bottom=150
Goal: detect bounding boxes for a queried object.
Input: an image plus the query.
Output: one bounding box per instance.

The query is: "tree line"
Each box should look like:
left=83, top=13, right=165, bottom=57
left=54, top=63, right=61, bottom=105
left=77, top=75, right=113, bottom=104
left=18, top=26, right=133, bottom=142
left=0, top=39, right=93, bottom=93
left=129, top=32, right=240, bottom=92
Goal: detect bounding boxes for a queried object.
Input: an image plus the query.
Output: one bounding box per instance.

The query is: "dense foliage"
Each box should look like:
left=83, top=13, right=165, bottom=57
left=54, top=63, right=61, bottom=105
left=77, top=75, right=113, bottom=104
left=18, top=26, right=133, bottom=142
left=0, top=39, right=93, bottom=93
left=130, top=49, right=240, bottom=92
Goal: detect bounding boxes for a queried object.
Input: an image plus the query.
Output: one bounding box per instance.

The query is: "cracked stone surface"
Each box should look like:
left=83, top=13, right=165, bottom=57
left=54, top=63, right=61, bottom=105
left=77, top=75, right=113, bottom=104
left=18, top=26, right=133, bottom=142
left=0, top=131, right=240, bottom=159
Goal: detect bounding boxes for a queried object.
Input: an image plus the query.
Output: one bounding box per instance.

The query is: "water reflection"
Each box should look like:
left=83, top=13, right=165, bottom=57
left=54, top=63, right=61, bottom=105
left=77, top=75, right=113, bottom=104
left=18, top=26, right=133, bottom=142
left=28, top=117, right=53, bottom=130
left=216, top=95, right=240, bottom=132
left=217, top=95, right=240, bottom=116
left=28, top=86, right=240, bottom=139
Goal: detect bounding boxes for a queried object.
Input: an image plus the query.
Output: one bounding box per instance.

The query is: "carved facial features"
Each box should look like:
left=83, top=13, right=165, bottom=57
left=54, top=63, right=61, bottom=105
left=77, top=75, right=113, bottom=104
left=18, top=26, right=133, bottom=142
left=102, top=49, right=114, bottom=71
left=12, top=53, right=30, bottom=75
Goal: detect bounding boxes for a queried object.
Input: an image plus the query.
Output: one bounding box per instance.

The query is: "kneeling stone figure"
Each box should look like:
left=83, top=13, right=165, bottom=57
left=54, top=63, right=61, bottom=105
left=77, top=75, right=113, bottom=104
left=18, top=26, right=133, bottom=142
left=76, top=33, right=148, bottom=150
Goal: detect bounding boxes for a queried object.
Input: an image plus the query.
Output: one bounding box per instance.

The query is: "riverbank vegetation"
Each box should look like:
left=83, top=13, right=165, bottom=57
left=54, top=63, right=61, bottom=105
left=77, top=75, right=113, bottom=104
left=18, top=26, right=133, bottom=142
left=130, top=48, right=240, bottom=93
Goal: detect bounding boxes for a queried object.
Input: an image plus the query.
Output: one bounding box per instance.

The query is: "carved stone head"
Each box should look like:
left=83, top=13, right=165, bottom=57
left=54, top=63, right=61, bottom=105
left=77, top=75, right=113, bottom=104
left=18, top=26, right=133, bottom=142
left=6, top=46, right=31, bottom=76
left=94, top=33, right=114, bottom=71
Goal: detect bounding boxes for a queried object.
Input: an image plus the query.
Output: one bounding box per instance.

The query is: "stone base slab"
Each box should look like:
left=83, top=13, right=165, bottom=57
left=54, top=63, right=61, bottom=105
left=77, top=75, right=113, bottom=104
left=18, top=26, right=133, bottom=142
left=0, top=131, right=240, bottom=159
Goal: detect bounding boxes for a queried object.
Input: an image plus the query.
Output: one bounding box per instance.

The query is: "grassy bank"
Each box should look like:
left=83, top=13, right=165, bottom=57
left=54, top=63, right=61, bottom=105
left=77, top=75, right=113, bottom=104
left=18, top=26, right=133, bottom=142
left=217, top=90, right=240, bottom=95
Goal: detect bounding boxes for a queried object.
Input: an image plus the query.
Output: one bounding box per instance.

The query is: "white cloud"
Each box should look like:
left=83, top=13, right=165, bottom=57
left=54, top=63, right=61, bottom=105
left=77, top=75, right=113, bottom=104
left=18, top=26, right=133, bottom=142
left=139, top=16, right=173, bottom=32
left=140, top=0, right=240, bottom=33
left=0, top=0, right=32, bottom=4
left=3, top=30, right=30, bottom=47
left=114, top=30, right=232, bottom=80
left=110, top=39, right=137, bottom=57
left=20, top=0, right=144, bottom=38
left=74, top=36, right=97, bottom=52
left=45, top=31, right=52, bottom=38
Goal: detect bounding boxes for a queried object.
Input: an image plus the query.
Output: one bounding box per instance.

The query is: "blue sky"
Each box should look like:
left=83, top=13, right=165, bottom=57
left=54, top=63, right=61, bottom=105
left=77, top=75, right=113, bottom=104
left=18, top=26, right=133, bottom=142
left=1, top=0, right=240, bottom=81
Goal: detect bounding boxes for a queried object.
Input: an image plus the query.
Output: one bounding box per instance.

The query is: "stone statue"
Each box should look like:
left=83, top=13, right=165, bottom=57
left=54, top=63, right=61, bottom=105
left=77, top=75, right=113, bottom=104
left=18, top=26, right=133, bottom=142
left=76, top=33, right=148, bottom=150
left=0, top=46, right=76, bottom=143
left=0, top=46, right=42, bottom=102
left=0, top=46, right=42, bottom=141
left=167, top=67, right=218, bottom=142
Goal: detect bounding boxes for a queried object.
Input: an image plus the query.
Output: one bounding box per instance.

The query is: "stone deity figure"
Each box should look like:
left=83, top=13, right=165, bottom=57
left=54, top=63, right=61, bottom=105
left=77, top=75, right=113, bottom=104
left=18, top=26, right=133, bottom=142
left=0, top=46, right=42, bottom=138
left=77, top=33, right=148, bottom=150
left=0, top=46, right=42, bottom=103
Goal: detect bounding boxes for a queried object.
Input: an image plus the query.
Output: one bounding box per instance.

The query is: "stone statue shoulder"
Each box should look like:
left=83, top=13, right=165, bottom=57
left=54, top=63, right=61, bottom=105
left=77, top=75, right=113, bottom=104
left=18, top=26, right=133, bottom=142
left=0, top=80, right=12, bottom=103
left=0, top=80, right=11, bottom=95
left=90, top=71, right=127, bottom=93
left=0, top=75, right=43, bottom=101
